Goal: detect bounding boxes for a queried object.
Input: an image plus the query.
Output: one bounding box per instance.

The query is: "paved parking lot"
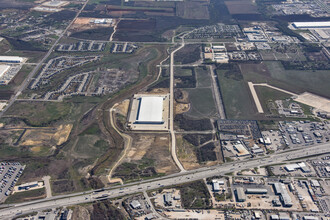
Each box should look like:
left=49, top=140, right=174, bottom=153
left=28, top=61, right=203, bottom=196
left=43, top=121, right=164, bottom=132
left=0, top=162, right=25, bottom=203
left=279, top=121, right=330, bottom=148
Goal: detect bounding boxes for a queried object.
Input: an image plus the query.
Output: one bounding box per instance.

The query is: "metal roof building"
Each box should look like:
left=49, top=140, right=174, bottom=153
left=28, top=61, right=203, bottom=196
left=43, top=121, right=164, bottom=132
left=233, top=143, right=250, bottom=157
left=0, top=65, right=10, bottom=78
left=235, top=187, right=246, bottom=202
left=136, top=97, right=164, bottom=124
left=273, top=183, right=292, bottom=207
left=130, top=200, right=141, bottom=209
left=303, top=216, right=319, bottom=220
left=245, top=188, right=268, bottom=194
left=292, top=22, right=330, bottom=29
left=0, top=56, right=24, bottom=63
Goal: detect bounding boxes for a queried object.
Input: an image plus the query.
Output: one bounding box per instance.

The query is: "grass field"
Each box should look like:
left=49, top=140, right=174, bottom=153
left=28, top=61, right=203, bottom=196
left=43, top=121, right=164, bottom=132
left=255, top=86, right=291, bottom=115
left=184, top=88, right=217, bottom=119
left=5, top=188, right=46, bottom=204
left=216, top=70, right=257, bottom=119
left=5, top=102, right=72, bottom=126
left=241, top=61, right=330, bottom=98
left=195, top=66, right=211, bottom=88
left=75, top=136, right=109, bottom=158
left=175, top=67, right=193, bottom=76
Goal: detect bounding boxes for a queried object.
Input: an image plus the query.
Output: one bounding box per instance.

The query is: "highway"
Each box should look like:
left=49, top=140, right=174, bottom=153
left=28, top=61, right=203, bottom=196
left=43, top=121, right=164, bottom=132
left=0, top=0, right=90, bottom=118
left=1, top=142, right=329, bottom=219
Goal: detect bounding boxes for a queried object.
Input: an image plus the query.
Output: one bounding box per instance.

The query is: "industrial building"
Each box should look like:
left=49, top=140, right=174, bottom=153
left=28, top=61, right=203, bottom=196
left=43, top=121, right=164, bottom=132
left=128, top=94, right=169, bottom=131
left=130, top=200, right=141, bottom=209
left=135, top=96, right=164, bottom=124
left=245, top=188, right=268, bottom=194
left=235, top=187, right=246, bottom=202
left=0, top=65, right=10, bottom=79
left=273, top=183, right=293, bottom=207
left=233, top=143, right=250, bottom=157
left=284, top=162, right=310, bottom=173
left=163, top=193, right=172, bottom=206
left=212, top=179, right=224, bottom=192
left=303, top=216, right=319, bottom=220
left=292, top=21, right=330, bottom=29
left=0, top=65, right=20, bottom=85
left=0, top=56, right=24, bottom=63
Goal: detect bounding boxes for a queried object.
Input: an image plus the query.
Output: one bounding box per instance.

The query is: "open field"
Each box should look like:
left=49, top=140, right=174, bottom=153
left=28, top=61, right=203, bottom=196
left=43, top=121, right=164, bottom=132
left=4, top=102, right=72, bottom=126
left=184, top=88, right=217, bottom=119
left=224, top=0, right=259, bottom=15
left=113, top=133, right=178, bottom=182
left=255, top=86, right=291, bottom=115
left=216, top=69, right=257, bottom=119
left=5, top=188, right=46, bottom=204
left=195, top=66, right=211, bottom=88
left=71, top=27, right=114, bottom=41
left=240, top=61, right=330, bottom=99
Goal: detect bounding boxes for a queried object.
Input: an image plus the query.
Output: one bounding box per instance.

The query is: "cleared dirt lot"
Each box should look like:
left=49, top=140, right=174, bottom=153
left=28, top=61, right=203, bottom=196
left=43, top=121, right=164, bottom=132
left=124, top=134, right=178, bottom=174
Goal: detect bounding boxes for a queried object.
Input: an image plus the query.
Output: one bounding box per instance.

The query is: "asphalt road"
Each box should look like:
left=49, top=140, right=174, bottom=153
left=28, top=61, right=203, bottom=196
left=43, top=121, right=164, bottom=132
left=1, top=143, right=329, bottom=219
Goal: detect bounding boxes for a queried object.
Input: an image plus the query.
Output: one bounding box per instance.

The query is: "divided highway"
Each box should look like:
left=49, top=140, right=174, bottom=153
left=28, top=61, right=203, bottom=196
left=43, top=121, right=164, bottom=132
left=1, top=143, right=329, bottom=219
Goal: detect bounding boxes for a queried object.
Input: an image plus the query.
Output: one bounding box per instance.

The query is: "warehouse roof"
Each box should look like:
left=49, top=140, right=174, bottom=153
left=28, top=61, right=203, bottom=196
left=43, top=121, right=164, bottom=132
left=293, top=21, right=330, bottom=28
left=233, top=143, right=250, bottom=157
left=0, top=65, right=10, bottom=78
left=136, top=97, right=164, bottom=123
left=0, top=56, right=24, bottom=62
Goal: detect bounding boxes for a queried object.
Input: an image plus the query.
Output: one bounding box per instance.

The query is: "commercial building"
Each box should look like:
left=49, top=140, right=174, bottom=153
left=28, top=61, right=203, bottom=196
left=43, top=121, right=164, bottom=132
left=292, top=21, right=330, bottom=29
left=235, top=187, right=246, bottom=202
left=233, top=143, right=250, bottom=157
left=284, top=162, right=310, bottom=173
left=212, top=180, right=220, bottom=192
left=0, top=65, right=10, bottom=79
left=273, top=183, right=293, bottom=207
left=17, top=181, right=39, bottom=191
left=0, top=65, right=21, bottom=85
left=0, top=56, right=24, bottom=63
left=128, top=94, right=169, bottom=131
left=310, top=180, right=320, bottom=187
left=245, top=188, right=268, bottom=194
left=303, top=216, right=319, bottom=220
left=212, top=179, right=224, bottom=192
left=163, top=193, right=172, bottom=206
left=135, top=97, right=164, bottom=124
left=130, top=200, right=141, bottom=209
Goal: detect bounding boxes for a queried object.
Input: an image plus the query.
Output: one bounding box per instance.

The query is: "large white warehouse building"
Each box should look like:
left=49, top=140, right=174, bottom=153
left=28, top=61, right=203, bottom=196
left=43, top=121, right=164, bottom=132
left=292, top=21, right=330, bottom=29
left=136, top=96, right=164, bottom=124
left=128, top=94, right=169, bottom=131
left=0, top=56, right=24, bottom=63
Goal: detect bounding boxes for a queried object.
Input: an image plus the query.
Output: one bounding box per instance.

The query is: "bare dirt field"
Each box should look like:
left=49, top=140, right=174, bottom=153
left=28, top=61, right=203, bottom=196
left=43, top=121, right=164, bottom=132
left=295, top=92, right=330, bottom=112
left=115, top=99, right=130, bottom=117
left=126, top=134, right=178, bottom=174
left=69, top=17, right=116, bottom=32
left=20, top=124, right=72, bottom=147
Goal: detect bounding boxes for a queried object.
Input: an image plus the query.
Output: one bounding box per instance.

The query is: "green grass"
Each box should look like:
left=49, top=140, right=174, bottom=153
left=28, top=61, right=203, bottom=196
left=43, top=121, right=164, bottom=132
left=216, top=70, right=257, bottom=119
left=75, top=136, right=109, bottom=158
left=80, top=123, right=101, bottom=135
left=195, top=66, right=211, bottom=88
left=5, top=188, right=46, bottom=204
left=5, top=102, right=72, bottom=126
left=184, top=88, right=217, bottom=119
left=175, top=67, right=193, bottom=76
left=242, top=61, right=330, bottom=98
left=254, top=86, right=291, bottom=115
